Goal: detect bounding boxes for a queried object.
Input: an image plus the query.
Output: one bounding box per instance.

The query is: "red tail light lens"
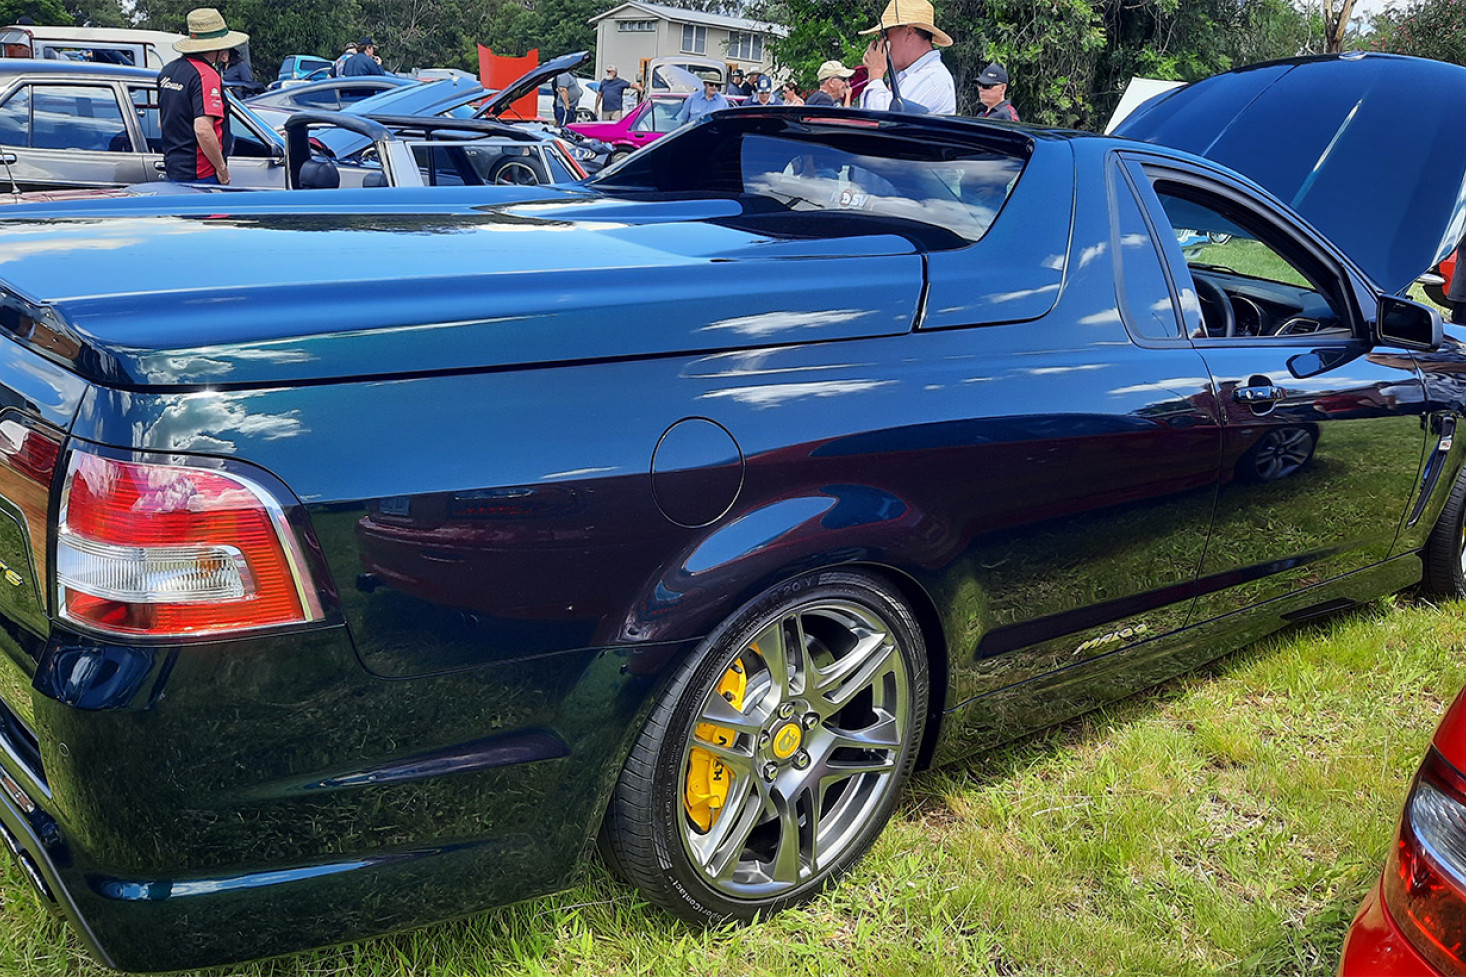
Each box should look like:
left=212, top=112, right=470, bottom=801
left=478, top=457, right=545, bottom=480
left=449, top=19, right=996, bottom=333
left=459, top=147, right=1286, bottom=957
left=56, top=448, right=324, bottom=637
left=1383, top=747, right=1466, bottom=976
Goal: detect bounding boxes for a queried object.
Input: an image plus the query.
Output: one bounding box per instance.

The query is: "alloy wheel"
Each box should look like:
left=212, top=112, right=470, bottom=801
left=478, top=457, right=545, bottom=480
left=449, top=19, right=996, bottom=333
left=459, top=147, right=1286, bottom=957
left=676, top=599, right=911, bottom=900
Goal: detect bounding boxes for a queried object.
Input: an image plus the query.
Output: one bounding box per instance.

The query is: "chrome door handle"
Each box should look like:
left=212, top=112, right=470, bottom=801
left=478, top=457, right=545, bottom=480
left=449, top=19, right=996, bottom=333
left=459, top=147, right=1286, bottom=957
left=154, top=160, right=167, bottom=171
left=0, top=154, right=17, bottom=165
left=1234, top=384, right=1286, bottom=403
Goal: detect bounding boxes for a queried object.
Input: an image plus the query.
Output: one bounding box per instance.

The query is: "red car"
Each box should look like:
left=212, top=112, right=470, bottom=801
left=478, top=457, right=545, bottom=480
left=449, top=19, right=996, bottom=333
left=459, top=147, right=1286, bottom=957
left=568, top=93, right=741, bottom=164
left=1341, top=685, right=1466, bottom=975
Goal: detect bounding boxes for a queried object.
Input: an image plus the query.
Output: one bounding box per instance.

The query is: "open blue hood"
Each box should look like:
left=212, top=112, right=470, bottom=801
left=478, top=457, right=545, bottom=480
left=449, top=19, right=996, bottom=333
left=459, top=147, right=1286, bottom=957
left=1113, top=53, right=1466, bottom=295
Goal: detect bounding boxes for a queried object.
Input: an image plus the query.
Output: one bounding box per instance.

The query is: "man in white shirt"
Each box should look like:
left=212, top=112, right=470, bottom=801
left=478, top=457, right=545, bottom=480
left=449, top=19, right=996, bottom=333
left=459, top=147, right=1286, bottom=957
left=676, top=77, right=731, bottom=125
left=858, top=0, right=956, bottom=115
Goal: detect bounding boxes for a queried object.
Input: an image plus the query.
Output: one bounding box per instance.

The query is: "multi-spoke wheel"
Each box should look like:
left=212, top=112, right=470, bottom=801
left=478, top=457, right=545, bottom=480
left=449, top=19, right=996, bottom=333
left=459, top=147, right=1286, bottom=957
left=1237, top=425, right=1316, bottom=483
left=600, top=570, right=928, bottom=922
left=488, top=158, right=546, bottom=186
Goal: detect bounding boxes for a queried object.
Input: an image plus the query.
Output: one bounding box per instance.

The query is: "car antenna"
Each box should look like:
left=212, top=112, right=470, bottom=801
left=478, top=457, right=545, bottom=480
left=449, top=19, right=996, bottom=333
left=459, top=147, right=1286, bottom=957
left=0, top=136, right=16, bottom=195
left=880, top=0, right=905, bottom=113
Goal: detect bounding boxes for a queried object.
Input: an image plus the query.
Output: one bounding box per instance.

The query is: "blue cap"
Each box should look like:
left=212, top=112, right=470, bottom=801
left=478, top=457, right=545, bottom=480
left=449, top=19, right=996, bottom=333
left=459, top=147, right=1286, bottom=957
left=756, top=75, right=772, bottom=92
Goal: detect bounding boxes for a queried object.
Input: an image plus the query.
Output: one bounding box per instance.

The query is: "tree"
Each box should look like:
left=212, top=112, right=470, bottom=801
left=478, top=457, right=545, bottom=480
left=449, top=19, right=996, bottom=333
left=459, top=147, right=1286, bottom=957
left=1369, top=0, right=1466, bottom=65
left=65, top=0, right=126, bottom=27
left=0, top=0, right=70, bottom=24
left=1320, top=0, right=1357, bottom=52
left=759, top=0, right=869, bottom=88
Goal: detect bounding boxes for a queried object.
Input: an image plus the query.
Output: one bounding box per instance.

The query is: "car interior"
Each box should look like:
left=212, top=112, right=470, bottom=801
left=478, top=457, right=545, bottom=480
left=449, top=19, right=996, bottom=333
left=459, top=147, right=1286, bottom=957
left=1152, top=182, right=1351, bottom=341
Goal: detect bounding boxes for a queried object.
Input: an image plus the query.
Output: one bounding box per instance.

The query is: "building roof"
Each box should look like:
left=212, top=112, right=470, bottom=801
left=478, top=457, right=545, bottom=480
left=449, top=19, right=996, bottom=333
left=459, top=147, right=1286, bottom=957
left=589, top=1, right=789, bottom=38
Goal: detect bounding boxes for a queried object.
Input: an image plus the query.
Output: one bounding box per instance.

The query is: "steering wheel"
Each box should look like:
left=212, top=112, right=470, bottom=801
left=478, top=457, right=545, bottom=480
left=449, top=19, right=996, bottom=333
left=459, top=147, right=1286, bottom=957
left=1192, top=273, right=1235, bottom=338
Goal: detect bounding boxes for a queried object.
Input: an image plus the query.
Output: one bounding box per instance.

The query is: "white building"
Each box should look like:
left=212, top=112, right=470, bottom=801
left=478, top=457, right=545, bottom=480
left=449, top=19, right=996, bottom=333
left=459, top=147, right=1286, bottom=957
left=589, top=1, right=789, bottom=88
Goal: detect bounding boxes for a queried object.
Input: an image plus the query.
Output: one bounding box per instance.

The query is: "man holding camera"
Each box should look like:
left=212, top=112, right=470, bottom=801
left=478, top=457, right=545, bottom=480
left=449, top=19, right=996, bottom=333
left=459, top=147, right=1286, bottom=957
left=858, top=0, right=955, bottom=115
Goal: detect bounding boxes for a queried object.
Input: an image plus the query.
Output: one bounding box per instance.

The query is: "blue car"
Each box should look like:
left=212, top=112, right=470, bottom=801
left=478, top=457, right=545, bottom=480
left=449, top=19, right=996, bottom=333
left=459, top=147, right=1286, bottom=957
left=0, top=53, right=1459, bottom=972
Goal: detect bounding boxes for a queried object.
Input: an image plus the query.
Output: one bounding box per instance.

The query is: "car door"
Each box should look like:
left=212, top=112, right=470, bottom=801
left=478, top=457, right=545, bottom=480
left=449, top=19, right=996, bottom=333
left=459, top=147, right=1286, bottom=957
left=0, top=79, right=149, bottom=189
left=1125, top=155, right=1428, bottom=619
left=132, top=85, right=285, bottom=189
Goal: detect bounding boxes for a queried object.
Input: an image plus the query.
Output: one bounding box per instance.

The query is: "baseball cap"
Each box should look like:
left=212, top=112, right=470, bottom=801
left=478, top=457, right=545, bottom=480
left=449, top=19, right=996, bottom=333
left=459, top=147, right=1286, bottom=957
left=359, top=36, right=376, bottom=48
left=756, top=75, right=772, bottom=92
left=816, top=60, right=855, bottom=82
left=977, top=63, right=1009, bottom=86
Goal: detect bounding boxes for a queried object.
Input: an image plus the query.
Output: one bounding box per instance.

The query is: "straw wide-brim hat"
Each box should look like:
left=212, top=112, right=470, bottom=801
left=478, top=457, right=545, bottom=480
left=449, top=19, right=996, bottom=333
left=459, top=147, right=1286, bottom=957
left=174, top=8, right=249, bottom=53
left=859, top=0, right=953, bottom=47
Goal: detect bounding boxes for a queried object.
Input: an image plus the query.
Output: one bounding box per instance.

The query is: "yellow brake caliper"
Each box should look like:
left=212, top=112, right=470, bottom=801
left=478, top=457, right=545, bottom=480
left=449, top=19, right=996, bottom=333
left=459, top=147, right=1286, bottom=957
left=684, top=661, right=746, bottom=832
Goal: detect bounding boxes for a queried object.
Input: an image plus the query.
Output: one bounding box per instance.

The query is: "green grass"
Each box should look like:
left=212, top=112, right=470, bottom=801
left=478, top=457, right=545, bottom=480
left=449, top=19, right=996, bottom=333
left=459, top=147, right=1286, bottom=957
left=4, top=596, right=1465, bottom=977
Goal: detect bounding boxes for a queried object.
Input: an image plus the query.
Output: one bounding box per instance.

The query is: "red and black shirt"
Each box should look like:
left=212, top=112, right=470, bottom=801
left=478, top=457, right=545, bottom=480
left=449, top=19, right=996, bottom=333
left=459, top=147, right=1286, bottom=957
left=157, top=55, right=229, bottom=181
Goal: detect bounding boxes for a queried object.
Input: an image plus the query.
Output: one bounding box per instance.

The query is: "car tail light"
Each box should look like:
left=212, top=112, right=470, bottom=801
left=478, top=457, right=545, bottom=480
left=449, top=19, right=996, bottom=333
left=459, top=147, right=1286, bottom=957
left=56, top=447, right=325, bottom=637
left=1383, top=747, right=1466, bottom=975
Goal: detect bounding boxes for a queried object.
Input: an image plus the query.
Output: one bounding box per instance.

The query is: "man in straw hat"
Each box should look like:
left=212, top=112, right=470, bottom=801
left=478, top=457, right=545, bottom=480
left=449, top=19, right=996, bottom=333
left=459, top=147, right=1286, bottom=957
left=158, top=8, right=247, bottom=184
left=806, top=60, right=855, bottom=107
left=858, top=0, right=956, bottom=115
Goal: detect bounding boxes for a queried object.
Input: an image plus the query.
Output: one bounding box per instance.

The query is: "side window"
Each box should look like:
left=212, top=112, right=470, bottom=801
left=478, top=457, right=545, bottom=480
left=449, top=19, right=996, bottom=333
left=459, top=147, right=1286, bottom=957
left=0, top=85, right=28, bottom=147
left=1142, top=168, right=1352, bottom=342
left=129, top=86, right=161, bottom=153
left=411, top=145, right=470, bottom=186
left=228, top=112, right=275, bottom=158
left=30, top=85, right=129, bottom=151
left=337, top=87, right=379, bottom=107
left=652, top=101, right=681, bottom=132
left=1110, top=163, right=1182, bottom=341
left=292, top=88, right=339, bottom=109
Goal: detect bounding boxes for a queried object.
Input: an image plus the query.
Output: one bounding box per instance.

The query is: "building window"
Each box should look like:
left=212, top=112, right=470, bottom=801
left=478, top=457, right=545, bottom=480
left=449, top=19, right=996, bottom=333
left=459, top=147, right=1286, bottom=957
left=616, top=20, right=654, bottom=31
left=681, top=24, right=706, bottom=53
left=727, top=32, right=762, bottom=62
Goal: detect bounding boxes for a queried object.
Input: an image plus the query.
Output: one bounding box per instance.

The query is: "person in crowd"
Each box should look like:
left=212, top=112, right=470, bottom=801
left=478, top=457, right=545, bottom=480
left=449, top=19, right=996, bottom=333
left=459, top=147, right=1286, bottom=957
left=330, top=41, right=356, bottom=77
left=221, top=45, right=253, bottom=88
left=340, top=37, right=387, bottom=76
left=805, top=60, right=855, bottom=107
left=594, top=64, right=639, bottom=121
left=858, top=0, right=955, bottom=115
left=974, top=62, right=1019, bottom=120
left=726, top=68, right=749, bottom=96
left=780, top=81, right=804, bottom=105
left=158, top=7, right=245, bottom=184
left=745, top=74, right=774, bottom=107
left=554, top=68, right=582, bottom=126
left=676, top=75, right=729, bottom=125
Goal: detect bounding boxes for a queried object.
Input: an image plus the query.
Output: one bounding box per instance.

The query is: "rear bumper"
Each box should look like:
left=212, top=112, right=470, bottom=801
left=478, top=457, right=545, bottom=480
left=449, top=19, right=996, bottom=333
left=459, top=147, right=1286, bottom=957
left=0, top=757, right=116, bottom=968
left=1339, top=877, right=1437, bottom=976
left=0, top=624, right=681, bottom=971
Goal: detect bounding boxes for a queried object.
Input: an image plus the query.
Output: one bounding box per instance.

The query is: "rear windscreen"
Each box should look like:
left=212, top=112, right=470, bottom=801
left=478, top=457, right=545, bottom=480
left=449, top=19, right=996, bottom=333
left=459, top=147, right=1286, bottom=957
left=593, top=115, right=1028, bottom=245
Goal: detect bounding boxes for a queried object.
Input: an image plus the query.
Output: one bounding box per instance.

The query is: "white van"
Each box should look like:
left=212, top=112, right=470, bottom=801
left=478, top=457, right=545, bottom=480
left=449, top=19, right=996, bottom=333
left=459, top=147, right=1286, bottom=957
left=0, top=25, right=186, bottom=69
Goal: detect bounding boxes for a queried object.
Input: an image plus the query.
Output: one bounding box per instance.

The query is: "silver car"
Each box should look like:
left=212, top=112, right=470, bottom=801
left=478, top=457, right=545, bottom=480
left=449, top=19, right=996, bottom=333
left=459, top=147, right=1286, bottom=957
left=0, top=59, right=305, bottom=191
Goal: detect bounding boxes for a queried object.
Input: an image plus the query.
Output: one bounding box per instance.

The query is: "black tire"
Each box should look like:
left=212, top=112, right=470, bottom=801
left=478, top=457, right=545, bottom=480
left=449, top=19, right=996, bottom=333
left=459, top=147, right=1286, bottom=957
left=599, top=569, right=928, bottom=923
left=1423, top=466, right=1466, bottom=598
left=607, top=149, right=632, bottom=166
left=576, top=107, right=594, bottom=122
left=488, top=156, right=547, bottom=186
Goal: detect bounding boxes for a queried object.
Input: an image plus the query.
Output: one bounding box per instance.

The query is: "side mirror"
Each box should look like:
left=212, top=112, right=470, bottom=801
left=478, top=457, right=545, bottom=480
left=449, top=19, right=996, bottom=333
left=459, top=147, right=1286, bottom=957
left=1377, top=294, right=1443, bottom=351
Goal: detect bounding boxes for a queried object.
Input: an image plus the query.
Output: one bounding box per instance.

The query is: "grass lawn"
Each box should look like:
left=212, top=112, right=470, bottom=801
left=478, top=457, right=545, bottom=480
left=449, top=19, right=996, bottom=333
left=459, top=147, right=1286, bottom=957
left=2, top=594, right=1462, bottom=976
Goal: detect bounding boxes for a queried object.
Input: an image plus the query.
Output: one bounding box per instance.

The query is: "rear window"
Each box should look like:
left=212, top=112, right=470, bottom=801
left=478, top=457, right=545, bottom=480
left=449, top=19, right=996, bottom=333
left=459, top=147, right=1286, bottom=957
left=595, top=115, right=1027, bottom=245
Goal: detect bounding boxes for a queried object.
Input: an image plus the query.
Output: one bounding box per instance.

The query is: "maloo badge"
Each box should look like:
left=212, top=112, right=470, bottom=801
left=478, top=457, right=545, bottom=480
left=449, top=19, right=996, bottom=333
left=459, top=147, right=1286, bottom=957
left=771, top=722, right=802, bottom=759
left=1074, top=622, right=1150, bottom=656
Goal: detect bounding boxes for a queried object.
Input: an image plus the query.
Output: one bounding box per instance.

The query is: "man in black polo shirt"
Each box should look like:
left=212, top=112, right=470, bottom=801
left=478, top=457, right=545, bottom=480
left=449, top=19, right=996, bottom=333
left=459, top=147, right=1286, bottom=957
left=158, top=8, right=247, bottom=184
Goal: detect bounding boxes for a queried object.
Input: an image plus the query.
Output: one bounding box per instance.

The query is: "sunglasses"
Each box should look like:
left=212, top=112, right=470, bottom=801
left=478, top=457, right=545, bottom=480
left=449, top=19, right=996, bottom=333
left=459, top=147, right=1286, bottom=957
left=979, top=82, right=1001, bottom=90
